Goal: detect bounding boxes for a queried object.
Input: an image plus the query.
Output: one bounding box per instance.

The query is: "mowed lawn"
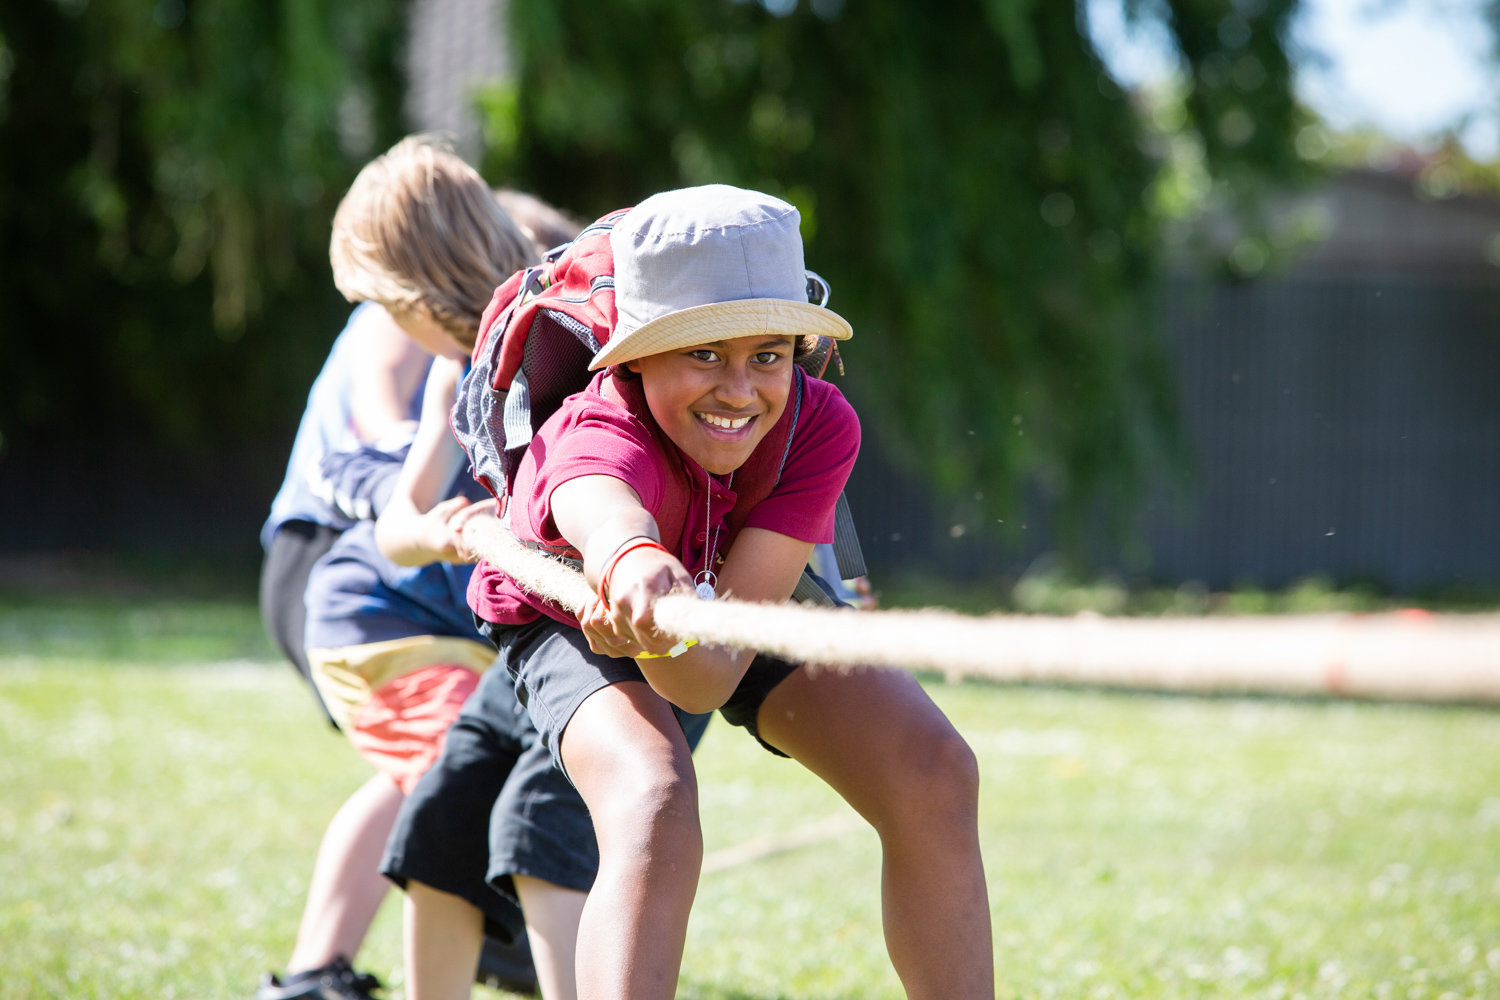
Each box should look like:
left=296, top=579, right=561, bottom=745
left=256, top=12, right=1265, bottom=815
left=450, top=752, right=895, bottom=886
left=1, top=597, right=1498, bottom=1000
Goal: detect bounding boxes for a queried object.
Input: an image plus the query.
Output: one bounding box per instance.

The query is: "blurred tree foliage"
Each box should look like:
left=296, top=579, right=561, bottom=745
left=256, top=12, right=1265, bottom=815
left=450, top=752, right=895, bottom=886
left=0, top=0, right=404, bottom=460
left=487, top=0, right=1306, bottom=546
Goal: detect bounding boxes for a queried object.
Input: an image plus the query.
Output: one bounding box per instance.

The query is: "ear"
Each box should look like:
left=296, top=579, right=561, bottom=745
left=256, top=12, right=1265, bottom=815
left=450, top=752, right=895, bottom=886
left=625, top=359, right=642, bottom=373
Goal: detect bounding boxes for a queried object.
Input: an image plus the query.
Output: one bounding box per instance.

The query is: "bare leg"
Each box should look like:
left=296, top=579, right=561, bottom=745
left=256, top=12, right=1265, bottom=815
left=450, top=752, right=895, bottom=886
left=514, top=875, right=588, bottom=1000
left=404, top=880, right=484, bottom=1000
left=288, top=773, right=405, bottom=971
left=756, top=666, right=994, bottom=1000
left=559, top=681, right=701, bottom=1000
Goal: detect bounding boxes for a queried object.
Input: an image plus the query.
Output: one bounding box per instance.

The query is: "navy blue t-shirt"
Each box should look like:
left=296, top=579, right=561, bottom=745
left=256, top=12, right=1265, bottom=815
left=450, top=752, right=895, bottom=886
left=303, top=466, right=490, bottom=650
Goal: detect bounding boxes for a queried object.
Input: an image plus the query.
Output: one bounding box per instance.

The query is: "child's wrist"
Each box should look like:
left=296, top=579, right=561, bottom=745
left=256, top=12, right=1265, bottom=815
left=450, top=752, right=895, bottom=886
left=583, top=520, right=658, bottom=584
left=598, top=537, right=670, bottom=604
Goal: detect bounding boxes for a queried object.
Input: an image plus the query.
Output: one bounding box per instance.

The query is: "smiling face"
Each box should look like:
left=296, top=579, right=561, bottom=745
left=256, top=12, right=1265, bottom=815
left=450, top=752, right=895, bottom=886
left=627, top=334, right=797, bottom=475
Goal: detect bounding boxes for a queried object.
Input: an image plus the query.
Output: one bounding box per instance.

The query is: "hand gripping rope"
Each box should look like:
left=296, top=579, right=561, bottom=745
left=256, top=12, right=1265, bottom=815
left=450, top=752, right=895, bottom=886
left=462, top=515, right=1500, bottom=704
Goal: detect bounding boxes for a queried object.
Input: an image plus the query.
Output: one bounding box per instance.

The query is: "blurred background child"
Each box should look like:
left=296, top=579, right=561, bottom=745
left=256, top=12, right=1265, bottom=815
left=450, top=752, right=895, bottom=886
left=255, top=136, right=535, bottom=1000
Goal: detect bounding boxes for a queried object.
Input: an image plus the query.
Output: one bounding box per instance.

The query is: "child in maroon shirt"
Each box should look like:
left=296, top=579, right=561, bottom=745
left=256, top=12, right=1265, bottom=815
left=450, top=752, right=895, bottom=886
left=469, top=368, right=858, bottom=630
left=469, top=184, right=993, bottom=1000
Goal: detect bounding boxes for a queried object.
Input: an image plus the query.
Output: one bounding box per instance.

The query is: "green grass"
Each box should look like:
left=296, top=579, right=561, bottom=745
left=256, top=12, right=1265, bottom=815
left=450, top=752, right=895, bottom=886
left=1, top=599, right=1498, bottom=999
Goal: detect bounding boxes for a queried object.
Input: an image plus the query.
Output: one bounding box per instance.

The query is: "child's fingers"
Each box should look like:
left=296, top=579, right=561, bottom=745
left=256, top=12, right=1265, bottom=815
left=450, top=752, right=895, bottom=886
left=584, top=625, right=640, bottom=658
left=581, top=594, right=612, bottom=633
left=446, top=497, right=496, bottom=529
left=430, top=495, right=471, bottom=520
left=624, top=586, right=682, bottom=656
left=629, top=609, right=676, bottom=655
left=446, top=499, right=498, bottom=561
left=608, top=554, right=695, bottom=655
left=418, top=506, right=466, bottom=563
left=580, top=597, right=641, bottom=658
left=598, top=591, right=658, bottom=654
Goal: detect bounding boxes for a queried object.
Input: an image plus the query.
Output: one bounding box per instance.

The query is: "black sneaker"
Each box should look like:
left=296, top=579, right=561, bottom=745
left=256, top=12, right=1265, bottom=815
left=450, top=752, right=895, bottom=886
left=255, top=956, right=384, bottom=1000
left=476, top=932, right=538, bottom=995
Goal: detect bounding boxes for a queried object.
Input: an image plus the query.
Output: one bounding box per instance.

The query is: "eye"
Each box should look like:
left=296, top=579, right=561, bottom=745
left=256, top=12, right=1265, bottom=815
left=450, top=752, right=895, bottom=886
left=753, top=351, right=784, bottom=365
left=689, top=349, right=719, bottom=363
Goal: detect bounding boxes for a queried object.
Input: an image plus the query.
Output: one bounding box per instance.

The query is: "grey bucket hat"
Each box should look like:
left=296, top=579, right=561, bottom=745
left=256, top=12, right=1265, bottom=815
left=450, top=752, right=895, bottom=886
left=588, top=184, right=852, bottom=370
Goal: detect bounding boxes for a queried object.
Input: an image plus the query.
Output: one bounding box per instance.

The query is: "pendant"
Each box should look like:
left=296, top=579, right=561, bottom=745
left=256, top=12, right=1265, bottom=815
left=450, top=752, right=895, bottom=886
left=694, top=572, right=717, bottom=601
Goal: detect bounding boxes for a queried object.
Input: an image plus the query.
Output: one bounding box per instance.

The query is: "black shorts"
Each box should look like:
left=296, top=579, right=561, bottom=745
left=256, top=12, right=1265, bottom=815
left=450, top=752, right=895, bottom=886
left=483, top=614, right=803, bottom=773
left=381, top=661, right=712, bottom=942
left=259, top=520, right=341, bottom=727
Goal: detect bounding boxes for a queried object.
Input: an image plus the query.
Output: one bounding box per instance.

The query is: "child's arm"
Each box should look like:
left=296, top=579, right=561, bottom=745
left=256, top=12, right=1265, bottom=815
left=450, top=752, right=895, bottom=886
left=374, top=357, right=495, bottom=566
left=553, top=476, right=814, bottom=713
left=347, top=305, right=432, bottom=443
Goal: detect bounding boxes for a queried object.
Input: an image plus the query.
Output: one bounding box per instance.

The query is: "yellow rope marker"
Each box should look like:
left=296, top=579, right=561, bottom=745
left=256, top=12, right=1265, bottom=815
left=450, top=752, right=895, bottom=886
left=462, top=514, right=1500, bottom=704
left=638, top=639, right=697, bottom=659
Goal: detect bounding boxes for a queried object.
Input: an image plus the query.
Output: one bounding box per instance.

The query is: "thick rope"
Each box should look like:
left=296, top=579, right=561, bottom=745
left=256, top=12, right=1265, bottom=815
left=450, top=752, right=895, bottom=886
left=462, top=515, right=1500, bottom=704
left=464, top=516, right=595, bottom=613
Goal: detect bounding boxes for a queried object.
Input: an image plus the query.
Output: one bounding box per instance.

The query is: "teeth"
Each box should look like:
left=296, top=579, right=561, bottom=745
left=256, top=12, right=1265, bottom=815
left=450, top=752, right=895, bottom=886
left=700, top=413, right=750, bottom=430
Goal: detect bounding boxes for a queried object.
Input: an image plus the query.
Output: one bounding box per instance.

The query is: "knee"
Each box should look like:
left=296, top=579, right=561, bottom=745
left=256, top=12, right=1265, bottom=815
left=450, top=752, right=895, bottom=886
left=591, top=764, right=702, bottom=860
left=885, top=724, right=980, bottom=827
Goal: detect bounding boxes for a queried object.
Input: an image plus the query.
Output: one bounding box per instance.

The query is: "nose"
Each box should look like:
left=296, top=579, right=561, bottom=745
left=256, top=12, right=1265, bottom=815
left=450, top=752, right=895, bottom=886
left=715, top=359, right=757, bottom=410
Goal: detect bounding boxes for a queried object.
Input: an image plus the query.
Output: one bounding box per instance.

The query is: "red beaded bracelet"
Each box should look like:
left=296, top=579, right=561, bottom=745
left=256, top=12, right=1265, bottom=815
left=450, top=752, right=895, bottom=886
left=598, top=537, right=670, bottom=605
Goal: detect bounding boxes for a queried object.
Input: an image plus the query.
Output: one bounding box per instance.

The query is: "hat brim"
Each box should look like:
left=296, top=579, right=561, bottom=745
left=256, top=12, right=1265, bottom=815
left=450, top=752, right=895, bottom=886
left=588, top=298, right=852, bottom=370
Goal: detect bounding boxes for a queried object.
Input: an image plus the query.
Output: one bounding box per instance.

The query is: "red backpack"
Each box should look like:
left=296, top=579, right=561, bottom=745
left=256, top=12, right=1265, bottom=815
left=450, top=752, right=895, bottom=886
left=451, top=209, right=866, bottom=593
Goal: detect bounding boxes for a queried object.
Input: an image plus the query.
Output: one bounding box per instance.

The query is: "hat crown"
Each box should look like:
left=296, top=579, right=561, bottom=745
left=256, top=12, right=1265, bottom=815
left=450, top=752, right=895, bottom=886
left=611, top=185, right=807, bottom=339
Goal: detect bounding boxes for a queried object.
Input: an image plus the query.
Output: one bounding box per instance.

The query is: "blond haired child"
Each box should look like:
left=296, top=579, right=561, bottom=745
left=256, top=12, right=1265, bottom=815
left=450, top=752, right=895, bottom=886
left=257, top=136, right=537, bottom=1000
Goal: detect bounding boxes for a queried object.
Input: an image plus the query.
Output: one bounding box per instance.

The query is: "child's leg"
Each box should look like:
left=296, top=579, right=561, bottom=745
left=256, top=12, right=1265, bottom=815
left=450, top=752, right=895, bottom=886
left=288, top=772, right=404, bottom=971
left=404, top=875, right=584, bottom=1000
left=403, top=880, right=484, bottom=1000
left=288, top=642, right=486, bottom=976
left=560, top=681, right=701, bottom=1000
left=385, top=663, right=537, bottom=995
left=513, top=875, right=588, bottom=1000
left=754, top=666, right=993, bottom=1000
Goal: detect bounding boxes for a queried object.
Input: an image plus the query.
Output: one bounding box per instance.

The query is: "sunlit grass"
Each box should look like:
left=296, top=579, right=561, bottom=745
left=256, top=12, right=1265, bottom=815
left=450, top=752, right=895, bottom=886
left=0, top=658, right=388, bottom=1000
left=685, top=685, right=1500, bottom=1000
left=1, top=599, right=1497, bottom=999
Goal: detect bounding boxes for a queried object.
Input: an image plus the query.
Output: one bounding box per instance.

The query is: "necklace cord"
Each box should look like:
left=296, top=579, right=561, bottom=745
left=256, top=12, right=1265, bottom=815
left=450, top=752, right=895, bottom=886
left=696, top=468, right=734, bottom=596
